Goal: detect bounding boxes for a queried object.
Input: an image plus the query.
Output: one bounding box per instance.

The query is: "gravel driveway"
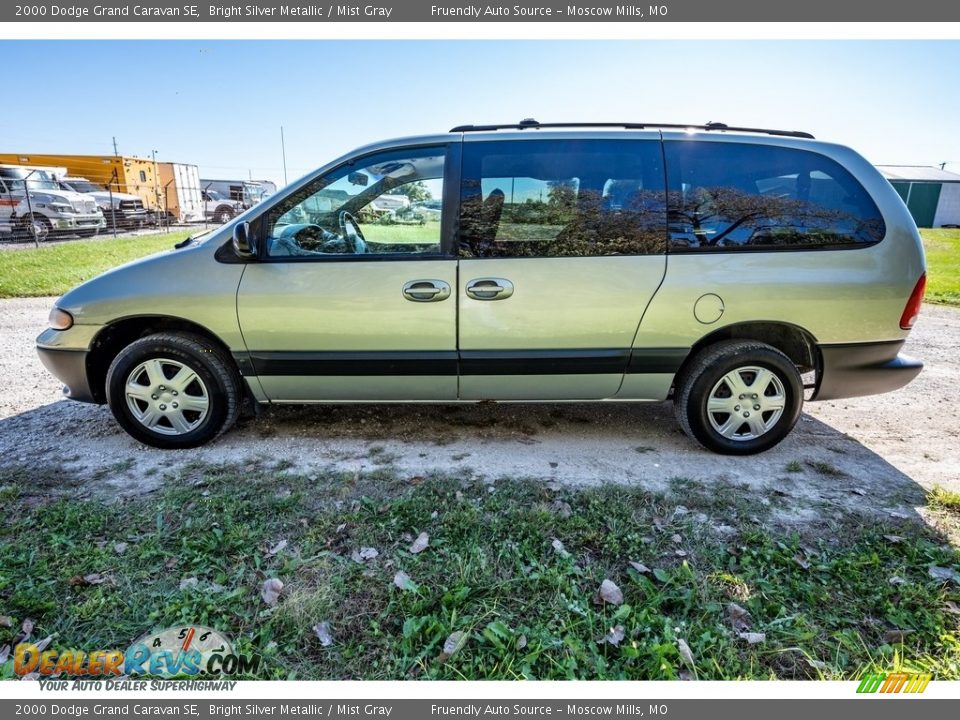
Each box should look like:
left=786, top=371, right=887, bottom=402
left=2, top=297, right=958, bottom=525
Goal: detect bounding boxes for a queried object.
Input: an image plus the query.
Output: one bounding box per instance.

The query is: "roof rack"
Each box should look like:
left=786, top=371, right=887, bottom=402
left=449, top=119, right=815, bottom=140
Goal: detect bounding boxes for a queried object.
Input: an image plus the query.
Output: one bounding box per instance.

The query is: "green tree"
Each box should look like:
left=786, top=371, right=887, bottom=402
left=386, top=181, right=432, bottom=202
left=546, top=180, right=577, bottom=224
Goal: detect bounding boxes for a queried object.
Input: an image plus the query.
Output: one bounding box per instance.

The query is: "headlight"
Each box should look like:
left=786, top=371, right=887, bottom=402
left=48, top=307, right=74, bottom=331
left=50, top=203, right=75, bottom=214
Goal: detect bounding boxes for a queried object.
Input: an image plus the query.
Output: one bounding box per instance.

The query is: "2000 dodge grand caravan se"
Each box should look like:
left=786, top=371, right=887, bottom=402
left=36, top=121, right=927, bottom=454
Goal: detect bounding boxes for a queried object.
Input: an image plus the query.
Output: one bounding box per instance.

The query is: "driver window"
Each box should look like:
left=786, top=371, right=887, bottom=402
left=265, top=147, right=446, bottom=258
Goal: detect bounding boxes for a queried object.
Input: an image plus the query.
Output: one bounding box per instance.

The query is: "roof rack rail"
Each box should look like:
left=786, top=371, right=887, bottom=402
left=449, top=119, right=815, bottom=140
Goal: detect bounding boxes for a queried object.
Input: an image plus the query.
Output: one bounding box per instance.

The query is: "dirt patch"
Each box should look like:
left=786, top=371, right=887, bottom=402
left=3, top=297, right=958, bottom=526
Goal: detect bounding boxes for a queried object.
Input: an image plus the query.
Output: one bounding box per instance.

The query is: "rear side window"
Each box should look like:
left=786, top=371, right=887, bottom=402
left=664, top=141, right=885, bottom=251
left=459, top=139, right=666, bottom=258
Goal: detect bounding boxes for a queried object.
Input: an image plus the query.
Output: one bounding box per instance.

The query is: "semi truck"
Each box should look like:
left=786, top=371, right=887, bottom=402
left=0, top=165, right=104, bottom=241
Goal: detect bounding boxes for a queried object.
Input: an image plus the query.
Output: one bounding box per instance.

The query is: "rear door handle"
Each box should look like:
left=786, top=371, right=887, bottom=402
left=465, top=277, right=514, bottom=301
left=402, top=279, right=451, bottom=302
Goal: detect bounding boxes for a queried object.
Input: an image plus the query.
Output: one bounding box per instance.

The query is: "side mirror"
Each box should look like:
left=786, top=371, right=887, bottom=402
left=232, top=221, right=257, bottom=259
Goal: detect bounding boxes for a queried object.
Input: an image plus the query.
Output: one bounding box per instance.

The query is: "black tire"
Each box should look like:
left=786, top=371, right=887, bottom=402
left=17, top=214, right=51, bottom=242
left=215, top=206, right=234, bottom=224
left=105, top=332, right=242, bottom=449
left=674, top=340, right=803, bottom=455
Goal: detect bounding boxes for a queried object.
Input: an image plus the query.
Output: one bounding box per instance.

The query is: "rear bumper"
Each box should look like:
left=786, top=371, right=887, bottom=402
left=36, top=346, right=96, bottom=403
left=812, top=340, right=922, bottom=401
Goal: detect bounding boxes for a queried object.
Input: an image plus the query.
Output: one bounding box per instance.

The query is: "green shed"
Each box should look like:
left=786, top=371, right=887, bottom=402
left=877, top=165, right=960, bottom=228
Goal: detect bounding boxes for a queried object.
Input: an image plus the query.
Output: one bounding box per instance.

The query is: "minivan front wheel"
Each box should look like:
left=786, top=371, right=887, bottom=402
left=106, top=332, right=241, bottom=449
left=674, top=340, right=803, bottom=455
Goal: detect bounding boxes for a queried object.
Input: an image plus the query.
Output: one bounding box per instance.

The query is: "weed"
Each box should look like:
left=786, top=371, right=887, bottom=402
left=929, top=486, right=960, bottom=513
left=805, top=460, right=847, bottom=478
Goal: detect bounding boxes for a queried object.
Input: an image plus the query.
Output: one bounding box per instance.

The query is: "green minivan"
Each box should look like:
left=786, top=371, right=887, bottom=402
left=36, top=121, right=926, bottom=454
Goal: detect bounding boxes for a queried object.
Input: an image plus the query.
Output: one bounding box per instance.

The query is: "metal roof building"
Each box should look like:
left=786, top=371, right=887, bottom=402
left=876, top=165, right=960, bottom=228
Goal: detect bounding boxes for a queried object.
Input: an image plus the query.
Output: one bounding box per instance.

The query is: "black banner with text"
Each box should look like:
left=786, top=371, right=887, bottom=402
left=4, top=0, right=960, bottom=23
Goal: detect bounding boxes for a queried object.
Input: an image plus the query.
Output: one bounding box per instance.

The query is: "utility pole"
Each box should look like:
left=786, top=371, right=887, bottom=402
left=151, top=149, right=161, bottom=228
left=280, top=126, right=288, bottom=185
left=112, top=136, right=119, bottom=156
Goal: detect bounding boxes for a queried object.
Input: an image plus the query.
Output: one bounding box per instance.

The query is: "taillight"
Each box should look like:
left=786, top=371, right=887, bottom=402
left=899, top=273, right=926, bottom=330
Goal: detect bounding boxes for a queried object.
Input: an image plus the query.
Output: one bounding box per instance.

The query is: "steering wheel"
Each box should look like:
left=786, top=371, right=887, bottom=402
left=291, top=224, right=329, bottom=250
left=339, top=211, right=367, bottom=254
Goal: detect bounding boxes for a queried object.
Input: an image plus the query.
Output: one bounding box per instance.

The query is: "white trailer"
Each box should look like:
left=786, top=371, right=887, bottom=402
left=159, top=162, right=204, bottom=223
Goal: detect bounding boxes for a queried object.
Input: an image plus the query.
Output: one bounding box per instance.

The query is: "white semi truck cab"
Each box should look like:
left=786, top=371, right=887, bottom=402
left=0, top=165, right=104, bottom=240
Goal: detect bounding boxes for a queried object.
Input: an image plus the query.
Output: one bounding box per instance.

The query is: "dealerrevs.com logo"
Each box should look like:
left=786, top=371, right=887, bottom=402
left=15, top=625, right=261, bottom=678
left=856, top=672, right=932, bottom=694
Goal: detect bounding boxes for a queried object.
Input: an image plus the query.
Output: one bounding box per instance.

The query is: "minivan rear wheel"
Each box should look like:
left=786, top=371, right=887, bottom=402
left=106, top=332, right=241, bottom=449
left=674, top=340, right=803, bottom=455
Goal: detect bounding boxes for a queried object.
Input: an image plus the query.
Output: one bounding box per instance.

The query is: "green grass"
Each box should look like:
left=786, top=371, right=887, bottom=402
left=921, top=228, right=960, bottom=307
left=0, top=231, right=193, bottom=298
left=929, top=486, right=960, bottom=513
left=805, top=460, right=847, bottom=478
left=361, top=222, right=440, bottom=245
left=1, top=462, right=957, bottom=681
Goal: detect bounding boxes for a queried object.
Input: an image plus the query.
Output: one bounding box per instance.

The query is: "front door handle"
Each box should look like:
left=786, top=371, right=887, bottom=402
left=402, top=279, right=451, bottom=302
left=465, top=277, right=514, bottom=301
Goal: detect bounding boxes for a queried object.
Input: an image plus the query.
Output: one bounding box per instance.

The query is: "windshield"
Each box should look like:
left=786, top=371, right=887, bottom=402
left=64, top=180, right=103, bottom=193
left=244, top=184, right=264, bottom=204
left=1, top=169, right=60, bottom=192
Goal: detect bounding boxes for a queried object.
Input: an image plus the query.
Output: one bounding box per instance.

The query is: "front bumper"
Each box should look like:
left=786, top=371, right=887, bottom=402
left=105, top=208, right=148, bottom=226
left=812, top=340, right=923, bottom=401
left=36, top=346, right=96, bottom=403
left=37, top=326, right=101, bottom=403
left=50, top=214, right=105, bottom=231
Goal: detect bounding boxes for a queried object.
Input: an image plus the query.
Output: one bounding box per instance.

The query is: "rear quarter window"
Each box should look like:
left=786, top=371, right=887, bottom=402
left=664, top=141, right=885, bottom=251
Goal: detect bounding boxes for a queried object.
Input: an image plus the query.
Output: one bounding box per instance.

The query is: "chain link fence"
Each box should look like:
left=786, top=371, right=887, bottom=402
left=0, top=156, right=277, bottom=246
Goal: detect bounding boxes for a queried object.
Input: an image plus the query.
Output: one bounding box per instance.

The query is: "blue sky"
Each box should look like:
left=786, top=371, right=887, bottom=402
left=1, top=40, right=958, bottom=186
